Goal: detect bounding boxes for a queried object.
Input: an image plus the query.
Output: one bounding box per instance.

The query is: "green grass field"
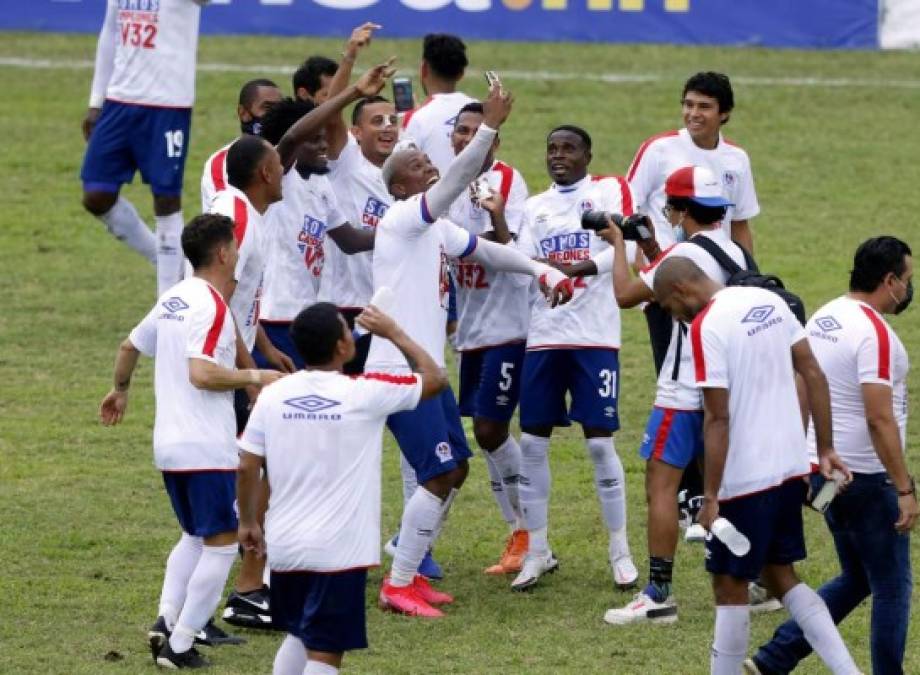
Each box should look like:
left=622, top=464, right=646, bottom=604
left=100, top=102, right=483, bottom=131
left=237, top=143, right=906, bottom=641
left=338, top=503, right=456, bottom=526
left=1, top=31, right=918, bottom=674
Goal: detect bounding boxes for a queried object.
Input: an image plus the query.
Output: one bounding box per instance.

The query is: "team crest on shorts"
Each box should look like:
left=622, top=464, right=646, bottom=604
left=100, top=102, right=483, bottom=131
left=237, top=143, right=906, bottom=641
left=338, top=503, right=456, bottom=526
left=435, top=441, right=452, bottom=463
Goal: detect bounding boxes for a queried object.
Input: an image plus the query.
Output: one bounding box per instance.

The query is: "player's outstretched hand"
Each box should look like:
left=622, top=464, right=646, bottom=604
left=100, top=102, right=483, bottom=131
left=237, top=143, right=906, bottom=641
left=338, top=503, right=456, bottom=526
left=355, top=57, right=397, bottom=97
left=239, top=523, right=266, bottom=557
left=482, top=82, right=514, bottom=130
left=356, top=304, right=400, bottom=340
left=538, top=267, right=575, bottom=308
left=82, top=107, right=101, bottom=142
left=347, top=22, right=381, bottom=52
left=99, top=389, right=128, bottom=426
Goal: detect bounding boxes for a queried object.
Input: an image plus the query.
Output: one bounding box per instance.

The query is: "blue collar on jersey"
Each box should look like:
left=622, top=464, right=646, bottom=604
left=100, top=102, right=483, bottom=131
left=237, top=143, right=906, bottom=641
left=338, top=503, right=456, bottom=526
left=552, top=175, right=590, bottom=193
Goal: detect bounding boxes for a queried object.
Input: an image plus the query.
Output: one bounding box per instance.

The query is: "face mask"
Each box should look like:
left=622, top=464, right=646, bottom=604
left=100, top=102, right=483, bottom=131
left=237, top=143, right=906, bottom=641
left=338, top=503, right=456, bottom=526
left=672, top=214, right=687, bottom=243
left=241, top=118, right=263, bottom=136
left=890, top=278, right=913, bottom=314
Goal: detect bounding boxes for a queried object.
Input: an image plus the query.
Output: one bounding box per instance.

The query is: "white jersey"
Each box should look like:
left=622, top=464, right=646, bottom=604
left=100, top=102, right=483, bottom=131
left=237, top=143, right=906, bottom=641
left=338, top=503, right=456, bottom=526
left=447, top=160, right=531, bottom=351
left=239, top=369, right=422, bottom=572
left=129, top=277, right=238, bottom=472
left=260, top=169, right=346, bottom=323
left=627, top=128, right=759, bottom=247
left=638, top=231, right=748, bottom=410
left=200, top=141, right=233, bottom=213
left=209, top=187, right=266, bottom=352
left=402, top=91, right=477, bottom=173
left=518, top=175, right=634, bottom=350
left=805, top=296, right=909, bottom=474
left=320, top=135, right=389, bottom=309
left=365, top=194, right=478, bottom=371
left=692, top=286, right=811, bottom=500
left=90, top=0, right=202, bottom=108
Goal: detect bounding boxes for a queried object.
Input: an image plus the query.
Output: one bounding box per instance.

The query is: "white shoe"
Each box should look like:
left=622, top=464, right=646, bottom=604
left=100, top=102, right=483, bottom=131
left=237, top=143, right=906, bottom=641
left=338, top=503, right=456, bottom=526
left=510, top=551, right=559, bottom=591
left=604, top=591, right=677, bottom=625
left=685, top=522, right=707, bottom=543
left=383, top=535, right=398, bottom=558
left=742, top=659, right=761, bottom=674
left=748, top=581, right=783, bottom=613
left=610, top=554, right=639, bottom=590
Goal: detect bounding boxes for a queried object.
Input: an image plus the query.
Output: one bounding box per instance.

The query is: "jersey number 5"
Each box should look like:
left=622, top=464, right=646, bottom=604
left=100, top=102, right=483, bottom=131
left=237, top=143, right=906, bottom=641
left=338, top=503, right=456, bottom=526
left=498, top=362, right=515, bottom=392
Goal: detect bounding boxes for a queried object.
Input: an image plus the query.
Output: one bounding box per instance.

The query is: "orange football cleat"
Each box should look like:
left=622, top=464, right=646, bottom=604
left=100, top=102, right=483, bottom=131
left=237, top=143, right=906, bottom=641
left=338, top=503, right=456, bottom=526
left=483, top=529, right=529, bottom=575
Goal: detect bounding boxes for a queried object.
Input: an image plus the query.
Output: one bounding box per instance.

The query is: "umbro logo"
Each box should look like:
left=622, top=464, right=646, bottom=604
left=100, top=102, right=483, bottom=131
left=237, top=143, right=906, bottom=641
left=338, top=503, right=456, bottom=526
left=284, top=395, right=340, bottom=413
left=604, top=406, right=616, bottom=418
left=815, top=315, right=842, bottom=332
left=741, top=305, right=775, bottom=324
left=161, top=297, right=189, bottom=313
left=496, top=394, right=510, bottom=407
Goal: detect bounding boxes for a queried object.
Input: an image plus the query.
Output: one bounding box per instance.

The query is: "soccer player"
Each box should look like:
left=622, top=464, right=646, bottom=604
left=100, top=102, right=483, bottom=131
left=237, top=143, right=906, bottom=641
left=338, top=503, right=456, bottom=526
left=370, top=85, right=574, bottom=617
left=237, top=302, right=447, bottom=675
left=749, top=236, right=915, bottom=675
left=652, top=257, right=860, bottom=675
left=200, top=79, right=283, bottom=212
left=293, top=56, right=338, bottom=104
left=447, top=101, right=532, bottom=574
left=402, top=33, right=476, bottom=174
left=81, top=0, right=207, bottom=296
left=510, top=125, right=637, bottom=592
left=599, top=166, right=748, bottom=625
left=98, top=214, right=282, bottom=669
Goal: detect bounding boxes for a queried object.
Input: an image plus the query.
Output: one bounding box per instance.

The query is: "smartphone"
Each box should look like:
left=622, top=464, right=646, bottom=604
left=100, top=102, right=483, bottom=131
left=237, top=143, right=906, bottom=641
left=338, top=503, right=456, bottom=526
left=392, top=77, right=414, bottom=113
left=484, top=70, right=502, bottom=92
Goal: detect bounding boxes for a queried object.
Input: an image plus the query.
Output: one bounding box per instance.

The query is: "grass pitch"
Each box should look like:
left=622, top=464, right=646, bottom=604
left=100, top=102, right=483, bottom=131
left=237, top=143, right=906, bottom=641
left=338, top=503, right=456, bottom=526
left=1, top=31, right=918, bottom=674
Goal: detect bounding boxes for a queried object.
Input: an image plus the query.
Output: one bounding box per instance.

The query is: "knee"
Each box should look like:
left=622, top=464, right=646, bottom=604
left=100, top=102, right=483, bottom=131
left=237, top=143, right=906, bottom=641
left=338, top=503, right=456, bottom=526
left=474, top=419, right=507, bottom=451
left=153, top=194, right=181, bottom=216
left=586, top=438, right=612, bottom=463
left=424, top=462, right=467, bottom=498
left=83, top=191, right=117, bottom=216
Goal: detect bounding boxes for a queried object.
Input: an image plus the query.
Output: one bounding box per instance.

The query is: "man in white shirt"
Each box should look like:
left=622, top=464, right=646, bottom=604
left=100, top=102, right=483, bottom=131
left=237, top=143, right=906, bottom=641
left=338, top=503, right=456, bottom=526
left=369, top=86, right=573, bottom=618
left=446, top=101, right=532, bottom=575
left=98, top=214, right=282, bottom=669
left=511, top=125, right=638, bottom=593
left=238, top=302, right=447, bottom=675
left=81, top=0, right=207, bottom=296
left=652, top=257, right=859, bottom=675
left=750, top=236, right=916, bottom=675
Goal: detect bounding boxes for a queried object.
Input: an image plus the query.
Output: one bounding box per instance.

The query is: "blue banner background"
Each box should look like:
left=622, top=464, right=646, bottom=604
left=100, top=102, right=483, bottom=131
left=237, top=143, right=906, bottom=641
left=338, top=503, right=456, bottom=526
left=0, top=0, right=879, bottom=49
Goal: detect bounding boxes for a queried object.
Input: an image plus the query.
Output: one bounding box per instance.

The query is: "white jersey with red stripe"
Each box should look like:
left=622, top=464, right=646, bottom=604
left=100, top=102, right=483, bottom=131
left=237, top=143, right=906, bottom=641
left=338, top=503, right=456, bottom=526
left=319, top=135, right=389, bottom=310
left=691, top=286, right=811, bottom=500
left=90, top=0, right=202, bottom=109
left=517, top=175, right=634, bottom=351
left=805, top=296, right=909, bottom=474
left=638, top=230, right=748, bottom=410
left=129, top=276, right=238, bottom=471
left=209, top=187, right=266, bottom=352
left=365, top=194, right=478, bottom=372
left=447, top=160, right=531, bottom=351
left=260, top=169, right=346, bottom=322
left=402, top=91, right=477, bottom=174
left=626, top=128, right=759, bottom=247
left=200, top=140, right=234, bottom=212
left=238, top=369, right=422, bottom=572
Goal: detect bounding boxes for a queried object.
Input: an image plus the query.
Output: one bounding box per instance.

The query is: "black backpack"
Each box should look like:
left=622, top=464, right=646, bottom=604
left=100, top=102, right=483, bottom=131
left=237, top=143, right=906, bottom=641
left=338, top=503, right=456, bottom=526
left=689, top=236, right=807, bottom=326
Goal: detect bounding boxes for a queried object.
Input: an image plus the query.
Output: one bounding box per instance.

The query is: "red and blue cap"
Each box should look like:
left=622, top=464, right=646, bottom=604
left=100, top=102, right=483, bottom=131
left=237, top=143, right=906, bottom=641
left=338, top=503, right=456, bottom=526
left=664, top=166, right=734, bottom=208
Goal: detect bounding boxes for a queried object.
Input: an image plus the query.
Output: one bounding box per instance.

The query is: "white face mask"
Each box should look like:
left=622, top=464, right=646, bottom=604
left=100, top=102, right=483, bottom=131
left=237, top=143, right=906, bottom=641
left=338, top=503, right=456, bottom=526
left=672, top=213, right=687, bottom=243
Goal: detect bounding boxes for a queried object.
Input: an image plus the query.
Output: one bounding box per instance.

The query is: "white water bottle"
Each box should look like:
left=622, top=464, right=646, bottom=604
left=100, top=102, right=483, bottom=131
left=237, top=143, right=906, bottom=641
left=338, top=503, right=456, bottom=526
left=810, top=469, right=846, bottom=513
left=354, top=287, right=395, bottom=336
left=710, top=517, right=751, bottom=557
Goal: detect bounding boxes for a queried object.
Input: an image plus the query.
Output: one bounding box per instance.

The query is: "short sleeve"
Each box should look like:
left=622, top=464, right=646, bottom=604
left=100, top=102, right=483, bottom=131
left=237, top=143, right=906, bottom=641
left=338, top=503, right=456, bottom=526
left=638, top=243, right=682, bottom=290
left=238, top=395, right=268, bottom=457
left=128, top=305, right=159, bottom=358
left=597, top=176, right=635, bottom=217
left=691, top=304, right=728, bottom=388
left=186, top=292, right=229, bottom=363
left=856, top=307, right=892, bottom=385
left=731, top=152, right=760, bottom=221
left=439, top=219, right=478, bottom=258
left=784, top=303, right=808, bottom=346
left=516, top=205, right=541, bottom=259
left=356, top=373, right=423, bottom=415
left=381, top=196, right=433, bottom=239
left=626, top=140, right=659, bottom=211
left=503, top=170, right=529, bottom=237
left=328, top=135, right=359, bottom=178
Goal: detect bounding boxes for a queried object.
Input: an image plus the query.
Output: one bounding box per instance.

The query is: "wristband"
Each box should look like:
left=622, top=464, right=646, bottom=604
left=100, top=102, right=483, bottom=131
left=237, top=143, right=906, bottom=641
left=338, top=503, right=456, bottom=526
left=897, top=477, right=916, bottom=497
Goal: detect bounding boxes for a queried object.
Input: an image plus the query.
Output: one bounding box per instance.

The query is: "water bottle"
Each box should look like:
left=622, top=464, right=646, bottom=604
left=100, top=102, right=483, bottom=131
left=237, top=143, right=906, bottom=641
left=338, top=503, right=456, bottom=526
left=709, top=517, right=751, bottom=557
left=354, top=287, right=395, bottom=336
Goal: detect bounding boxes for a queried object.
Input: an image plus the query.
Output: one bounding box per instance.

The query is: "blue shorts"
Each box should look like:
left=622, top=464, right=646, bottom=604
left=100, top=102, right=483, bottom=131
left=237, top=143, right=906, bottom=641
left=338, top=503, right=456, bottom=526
left=270, top=569, right=368, bottom=653
left=81, top=99, right=191, bottom=195
left=162, top=471, right=238, bottom=538
left=458, top=342, right=525, bottom=422
left=705, top=479, right=808, bottom=581
left=519, top=348, right=620, bottom=431
left=387, top=388, right=472, bottom=483
left=639, top=407, right=704, bottom=469
left=255, top=321, right=304, bottom=370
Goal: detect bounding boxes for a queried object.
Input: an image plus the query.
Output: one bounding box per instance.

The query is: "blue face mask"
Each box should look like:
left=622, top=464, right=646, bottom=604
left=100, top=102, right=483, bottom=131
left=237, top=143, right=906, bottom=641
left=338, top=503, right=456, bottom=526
left=241, top=118, right=263, bottom=136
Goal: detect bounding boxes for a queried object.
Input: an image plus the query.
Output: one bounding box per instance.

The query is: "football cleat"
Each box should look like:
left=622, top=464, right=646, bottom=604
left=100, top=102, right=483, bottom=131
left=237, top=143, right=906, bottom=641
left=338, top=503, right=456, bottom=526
left=610, top=554, right=639, bottom=590
left=510, top=551, right=559, bottom=591
left=155, top=642, right=210, bottom=669
left=148, top=616, right=170, bottom=663
left=412, top=575, right=454, bottom=605
left=378, top=579, right=444, bottom=618
left=742, top=658, right=763, bottom=674
left=685, top=522, right=707, bottom=543
left=603, top=592, right=678, bottom=625
left=749, top=581, right=783, bottom=614
left=195, top=619, right=245, bottom=646
left=484, top=530, right=529, bottom=575
left=222, top=586, right=275, bottom=630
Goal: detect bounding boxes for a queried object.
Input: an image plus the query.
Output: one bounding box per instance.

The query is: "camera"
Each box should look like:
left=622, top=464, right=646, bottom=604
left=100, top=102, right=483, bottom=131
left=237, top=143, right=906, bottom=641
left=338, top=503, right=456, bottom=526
left=580, top=211, right=654, bottom=241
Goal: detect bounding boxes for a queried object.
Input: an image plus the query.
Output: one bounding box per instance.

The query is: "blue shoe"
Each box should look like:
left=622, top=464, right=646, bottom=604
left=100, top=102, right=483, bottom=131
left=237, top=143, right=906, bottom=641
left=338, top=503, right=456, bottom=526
left=418, top=549, right=443, bottom=580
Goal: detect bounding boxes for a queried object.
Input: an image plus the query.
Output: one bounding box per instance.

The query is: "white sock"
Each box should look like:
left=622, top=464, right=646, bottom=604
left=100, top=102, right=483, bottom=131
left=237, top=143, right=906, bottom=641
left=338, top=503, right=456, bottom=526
left=304, top=661, right=339, bottom=674
left=399, top=452, right=419, bottom=509
left=488, top=435, right=524, bottom=528
left=782, top=583, right=860, bottom=674
left=98, top=197, right=156, bottom=264
left=519, top=433, right=551, bottom=553
left=155, top=212, right=185, bottom=296
left=529, top=526, right=549, bottom=557
left=711, top=605, right=750, bottom=675
left=586, top=437, right=627, bottom=533
left=169, top=543, right=238, bottom=653
left=390, top=487, right=442, bottom=587
left=158, top=533, right=203, bottom=630
left=430, top=487, right=459, bottom=543
left=274, top=634, right=307, bottom=675
left=483, top=450, right=516, bottom=527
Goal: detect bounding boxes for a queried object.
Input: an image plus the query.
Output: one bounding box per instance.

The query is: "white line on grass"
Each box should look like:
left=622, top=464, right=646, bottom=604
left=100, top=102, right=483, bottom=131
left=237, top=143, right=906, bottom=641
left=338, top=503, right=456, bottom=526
left=2, top=56, right=920, bottom=89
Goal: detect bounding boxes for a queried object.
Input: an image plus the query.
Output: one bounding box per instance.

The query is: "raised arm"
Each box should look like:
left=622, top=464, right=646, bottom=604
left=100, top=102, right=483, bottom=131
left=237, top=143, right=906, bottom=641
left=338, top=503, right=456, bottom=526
left=324, top=22, right=381, bottom=157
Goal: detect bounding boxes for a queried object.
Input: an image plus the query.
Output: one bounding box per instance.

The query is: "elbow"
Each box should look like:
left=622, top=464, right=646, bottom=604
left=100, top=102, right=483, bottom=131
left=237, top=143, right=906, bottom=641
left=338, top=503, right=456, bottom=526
left=187, top=364, right=211, bottom=390
left=866, top=410, right=895, bottom=433
left=433, top=370, right=449, bottom=394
